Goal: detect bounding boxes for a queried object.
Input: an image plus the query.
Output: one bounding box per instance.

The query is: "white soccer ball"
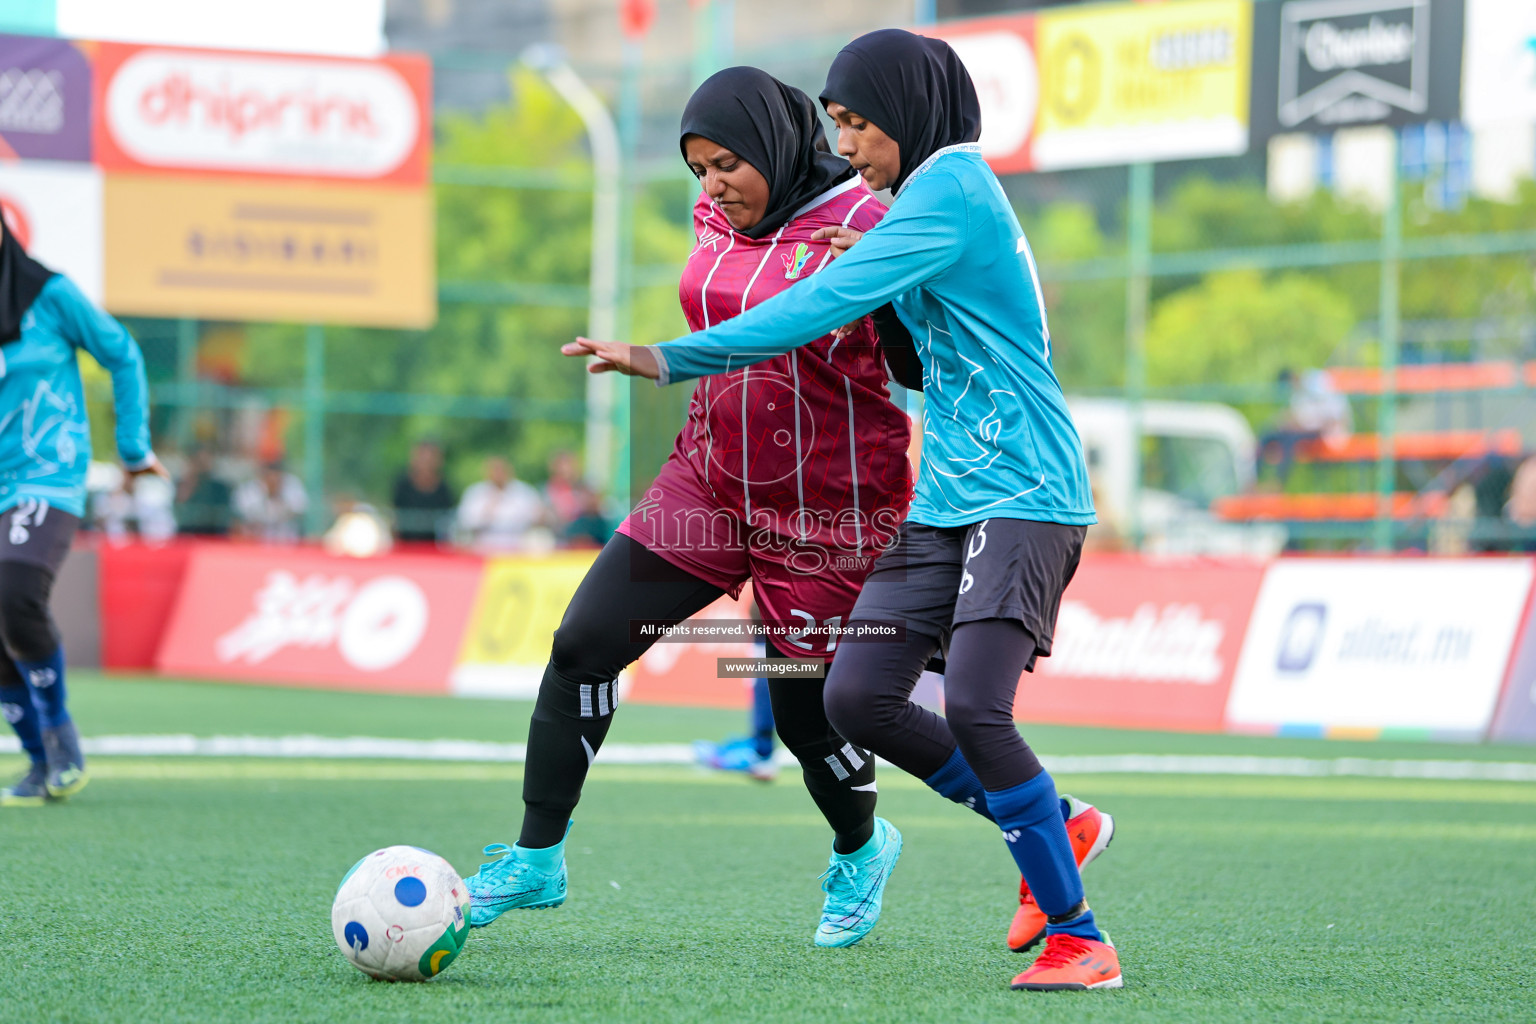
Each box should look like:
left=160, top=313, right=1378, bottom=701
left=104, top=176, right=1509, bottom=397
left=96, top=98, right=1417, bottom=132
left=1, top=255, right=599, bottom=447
left=331, top=845, right=471, bottom=982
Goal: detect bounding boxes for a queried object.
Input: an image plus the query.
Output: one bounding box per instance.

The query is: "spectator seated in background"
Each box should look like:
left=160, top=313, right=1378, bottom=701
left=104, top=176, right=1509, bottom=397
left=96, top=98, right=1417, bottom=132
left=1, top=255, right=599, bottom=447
left=1507, top=455, right=1536, bottom=552
left=175, top=447, right=232, bottom=536
left=392, top=439, right=455, bottom=544
left=543, top=450, right=594, bottom=533
left=457, top=456, right=548, bottom=552
left=1258, top=368, right=1352, bottom=485
left=562, top=489, right=611, bottom=549
left=92, top=462, right=177, bottom=544
left=232, top=460, right=307, bottom=543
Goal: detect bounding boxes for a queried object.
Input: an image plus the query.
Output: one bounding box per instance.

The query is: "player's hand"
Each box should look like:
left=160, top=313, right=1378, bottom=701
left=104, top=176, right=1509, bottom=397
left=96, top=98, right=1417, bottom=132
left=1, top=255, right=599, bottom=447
left=811, top=226, right=863, bottom=259
left=127, top=455, right=171, bottom=482
left=832, top=317, right=867, bottom=340
left=561, top=337, right=660, bottom=379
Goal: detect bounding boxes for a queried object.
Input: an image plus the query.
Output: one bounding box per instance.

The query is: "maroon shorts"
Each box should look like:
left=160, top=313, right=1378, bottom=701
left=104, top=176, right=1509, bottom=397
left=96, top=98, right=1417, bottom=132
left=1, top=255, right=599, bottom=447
left=617, top=456, right=886, bottom=660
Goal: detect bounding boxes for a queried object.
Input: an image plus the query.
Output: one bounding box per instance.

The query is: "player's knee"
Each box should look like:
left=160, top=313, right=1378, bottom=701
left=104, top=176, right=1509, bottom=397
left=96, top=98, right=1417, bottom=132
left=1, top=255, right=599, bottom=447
left=0, top=564, right=57, bottom=662
left=942, top=688, right=1010, bottom=748
left=548, top=614, right=623, bottom=683
left=822, top=677, right=883, bottom=750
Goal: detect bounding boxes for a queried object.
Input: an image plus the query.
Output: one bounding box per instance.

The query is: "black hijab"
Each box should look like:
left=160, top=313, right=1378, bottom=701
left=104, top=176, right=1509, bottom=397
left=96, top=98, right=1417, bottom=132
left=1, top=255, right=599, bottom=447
left=680, top=66, right=855, bottom=240
left=0, top=218, right=54, bottom=343
left=820, top=29, right=981, bottom=194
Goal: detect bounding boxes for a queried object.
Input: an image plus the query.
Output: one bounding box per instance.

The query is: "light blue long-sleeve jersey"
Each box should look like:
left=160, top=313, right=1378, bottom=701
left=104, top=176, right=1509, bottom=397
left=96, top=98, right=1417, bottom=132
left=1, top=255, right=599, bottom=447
left=653, top=144, right=1094, bottom=528
left=0, top=274, right=154, bottom=518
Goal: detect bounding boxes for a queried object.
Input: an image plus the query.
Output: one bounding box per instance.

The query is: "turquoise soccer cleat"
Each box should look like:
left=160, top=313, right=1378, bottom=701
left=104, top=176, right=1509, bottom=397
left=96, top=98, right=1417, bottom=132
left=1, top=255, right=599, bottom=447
left=463, top=841, right=568, bottom=927
left=814, top=816, right=903, bottom=948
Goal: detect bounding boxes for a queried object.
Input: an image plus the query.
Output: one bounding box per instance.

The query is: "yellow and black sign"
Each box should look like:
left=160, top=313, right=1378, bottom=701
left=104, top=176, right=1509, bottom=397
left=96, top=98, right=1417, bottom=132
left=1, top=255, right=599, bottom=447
left=1034, top=0, right=1252, bottom=169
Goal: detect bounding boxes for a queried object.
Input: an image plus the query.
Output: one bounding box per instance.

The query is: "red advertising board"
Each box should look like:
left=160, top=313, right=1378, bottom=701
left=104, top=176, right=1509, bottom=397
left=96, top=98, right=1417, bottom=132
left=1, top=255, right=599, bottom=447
left=98, top=538, right=200, bottom=669
left=92, top=42, right=431, bottom=185
left=1016, top=555, right=1267, bottom=731
left=156, top=545, right=481, bottom=693
left=928, top=15, right=1038, bottom=175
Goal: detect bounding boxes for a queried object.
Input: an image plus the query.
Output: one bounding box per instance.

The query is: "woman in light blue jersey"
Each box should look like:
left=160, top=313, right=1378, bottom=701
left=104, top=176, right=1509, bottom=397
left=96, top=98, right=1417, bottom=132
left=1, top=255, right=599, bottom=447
left=0, top=220, right=163, bottom=806
left=563, top=29, right=1123, bottom=990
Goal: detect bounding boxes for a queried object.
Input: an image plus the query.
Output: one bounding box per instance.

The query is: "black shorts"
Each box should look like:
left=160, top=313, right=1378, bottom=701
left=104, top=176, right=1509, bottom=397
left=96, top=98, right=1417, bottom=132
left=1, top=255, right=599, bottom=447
left=0, top=499, right=79, bottom=575
left=849, top=517, right=1085, bottom=671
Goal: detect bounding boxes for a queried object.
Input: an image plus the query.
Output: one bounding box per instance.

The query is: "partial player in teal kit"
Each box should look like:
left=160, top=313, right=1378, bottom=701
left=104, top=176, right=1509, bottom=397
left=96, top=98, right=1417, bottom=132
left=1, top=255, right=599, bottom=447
left=0, top=221, right=164, bottom=806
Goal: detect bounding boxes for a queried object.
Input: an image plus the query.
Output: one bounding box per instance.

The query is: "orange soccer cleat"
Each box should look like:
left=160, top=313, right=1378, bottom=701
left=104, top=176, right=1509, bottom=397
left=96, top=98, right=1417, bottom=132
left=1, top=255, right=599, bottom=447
left=1007, top=794, right=1115, bottom=952
left=1011, top=932, right=1123, bottom=991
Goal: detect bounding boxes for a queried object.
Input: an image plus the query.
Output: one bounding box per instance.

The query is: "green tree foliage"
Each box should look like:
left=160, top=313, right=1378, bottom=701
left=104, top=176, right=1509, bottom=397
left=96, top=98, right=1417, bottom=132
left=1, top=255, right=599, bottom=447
left=1145, top=269, right=1355, bottom=399
left=1031, top=173, right=1536, bottom=411
left=1019, top=202, right=1126, bottom=392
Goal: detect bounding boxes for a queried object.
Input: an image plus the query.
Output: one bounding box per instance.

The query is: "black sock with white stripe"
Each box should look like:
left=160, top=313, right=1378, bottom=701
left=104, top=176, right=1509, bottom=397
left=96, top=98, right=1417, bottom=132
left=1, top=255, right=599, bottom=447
left=768, top=678, right=878, bottom=855
left=520, top=662, right=621, bottom=849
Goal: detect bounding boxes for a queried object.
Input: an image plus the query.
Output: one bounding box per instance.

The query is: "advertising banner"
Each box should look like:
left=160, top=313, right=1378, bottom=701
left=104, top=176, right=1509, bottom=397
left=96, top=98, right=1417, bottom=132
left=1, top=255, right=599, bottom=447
left=1031, top=0, right=1252, bottom=170
left=156, top=545, right=482, bottom=693
left=1226, top=558, right=1534, bottom=736
left=1488, top=588, right=1536, bottom=742
left=0, top=34, right=91, bottom=161
left=930, top=15, right=1040, bottom=175
left=1461, top=0, right=1536, bottom=126
left=92, top=42, right=429, bottom=185
left=0, top=159, right=102, bottom=302
left=1250, top=0, right=1464, bottom=139
left=1017, top=556, right=1266, bottom=731
left=101, top=174, right=434, bottom=327
left=451, top=553, right=598, bottom=699
left=57, top=0, right=387, bottom=58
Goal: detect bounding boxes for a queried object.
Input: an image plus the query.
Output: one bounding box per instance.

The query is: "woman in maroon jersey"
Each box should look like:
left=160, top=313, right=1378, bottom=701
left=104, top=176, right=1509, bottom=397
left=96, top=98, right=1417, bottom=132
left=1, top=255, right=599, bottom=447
left=464, top=67, right=921, bottom=947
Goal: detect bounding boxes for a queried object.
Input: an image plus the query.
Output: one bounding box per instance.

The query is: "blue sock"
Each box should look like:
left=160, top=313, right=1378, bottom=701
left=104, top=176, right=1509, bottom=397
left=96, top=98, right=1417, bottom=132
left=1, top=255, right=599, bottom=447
left=750, top=678, right=774, bottom=759
left=15, top=648, right=68, bottom=729
left=988, top=771, right=1102, bottom=941
left=923, top=747, right=996, bottom=822
left=0, top=676, right=45, bottom=764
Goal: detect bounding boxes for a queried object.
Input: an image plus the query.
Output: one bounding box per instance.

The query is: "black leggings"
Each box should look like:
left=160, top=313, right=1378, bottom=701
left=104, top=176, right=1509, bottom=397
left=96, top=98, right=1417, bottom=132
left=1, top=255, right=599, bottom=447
left=0, top=561, right=62, bottom=664
left=520, top=533, right=877, bottom=850
left=824, top=617, right=1044, bottom=792
left=0, top=560, right=61, bottom=689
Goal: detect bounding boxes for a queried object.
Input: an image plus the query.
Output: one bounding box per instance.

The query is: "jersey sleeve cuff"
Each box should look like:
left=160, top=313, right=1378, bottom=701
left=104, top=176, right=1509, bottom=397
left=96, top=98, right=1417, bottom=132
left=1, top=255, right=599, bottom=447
left=650, top=344, right=673, bottom=387
left=122, top=452, right=158, bottom=472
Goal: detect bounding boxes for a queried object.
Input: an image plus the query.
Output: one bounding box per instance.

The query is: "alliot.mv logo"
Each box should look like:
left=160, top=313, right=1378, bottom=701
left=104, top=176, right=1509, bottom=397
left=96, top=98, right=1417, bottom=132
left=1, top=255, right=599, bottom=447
left=104, top=50, right=420, bottom=178
left=1279, top=0, right=1429, bottom=127
left=1276, top=602, right=1328, bottom=673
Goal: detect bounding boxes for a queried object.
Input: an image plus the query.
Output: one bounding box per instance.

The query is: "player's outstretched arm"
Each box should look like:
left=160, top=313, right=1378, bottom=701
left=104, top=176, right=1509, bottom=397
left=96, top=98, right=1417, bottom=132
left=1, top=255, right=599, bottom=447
left=561, top=337, right=661, bottom=379
left=648, top=170, right=967, bottom=387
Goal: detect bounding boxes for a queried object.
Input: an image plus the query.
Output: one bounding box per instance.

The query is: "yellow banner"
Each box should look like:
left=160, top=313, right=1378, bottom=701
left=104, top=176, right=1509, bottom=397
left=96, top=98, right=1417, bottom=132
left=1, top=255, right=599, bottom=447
left=1034, top=0, right=1252, bottom=170
left=103, top=175, right=435, bottom=328
left=454, top=553, right=597, bottom=686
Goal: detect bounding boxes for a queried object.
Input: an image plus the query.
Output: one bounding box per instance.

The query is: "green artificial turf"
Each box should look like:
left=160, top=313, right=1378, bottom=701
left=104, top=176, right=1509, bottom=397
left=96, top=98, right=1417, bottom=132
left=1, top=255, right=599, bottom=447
left=64, top=671, right=1536, bottom=763
left=2, top=675, right=1534, bottom=1022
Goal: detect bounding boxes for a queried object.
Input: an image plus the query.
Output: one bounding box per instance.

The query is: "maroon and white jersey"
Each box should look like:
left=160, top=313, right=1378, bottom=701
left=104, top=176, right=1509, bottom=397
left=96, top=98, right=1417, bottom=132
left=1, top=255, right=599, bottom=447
left=618, top=178, right=914, bottom=653
left=670, top=178, right=911, bottom=559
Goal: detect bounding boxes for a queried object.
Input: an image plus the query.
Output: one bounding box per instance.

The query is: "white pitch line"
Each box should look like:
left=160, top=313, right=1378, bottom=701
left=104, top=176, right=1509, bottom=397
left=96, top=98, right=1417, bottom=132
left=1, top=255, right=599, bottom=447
left=3, top=736, right=1536, bottom=781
